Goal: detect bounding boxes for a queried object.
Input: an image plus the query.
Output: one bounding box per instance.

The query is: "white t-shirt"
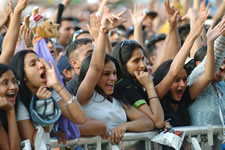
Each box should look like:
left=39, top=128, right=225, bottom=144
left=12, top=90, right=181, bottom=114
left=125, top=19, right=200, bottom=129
left=17, top=90, right=61, bottom=121
left=82, top=90, right=127, bottom=130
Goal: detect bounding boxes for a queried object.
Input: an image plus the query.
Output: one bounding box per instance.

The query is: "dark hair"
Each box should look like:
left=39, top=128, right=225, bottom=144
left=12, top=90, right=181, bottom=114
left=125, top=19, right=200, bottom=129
left=78, top=53, right=122, bottom=101
left=178, top=24, right=190, bottom=46
left=145, top=33, right=166, bottom=57
left=153, top=60, right=177, bottom=104
left=153, top=59, right=188, bottom=104
left=8, top=50, right=36, bottom=112
left=61, top=17, right=74, bottom=22
left=0, top=64, right=16, bottom=131
left=153, top=59, right=173, bottom=86
left=112, top=40, right=144, bottom=80
left=66, top=38, right=93, bottom=60
left=184, top=46, right=207, bottom=76
left=126, top=26, right=134, bottom=39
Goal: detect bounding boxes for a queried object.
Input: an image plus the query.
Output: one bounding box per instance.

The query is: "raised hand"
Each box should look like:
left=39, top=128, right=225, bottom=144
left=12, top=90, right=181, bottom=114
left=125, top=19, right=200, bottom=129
left=0, top=97, right=13, bottom=111
left=100, top=7, right=127, bottom=33
left=134, top=71, right=154, bottom=89
left=199, top=0, right=210, bottom=17
left=40, top=58, right=60, bottom=89
left=87, top=13, right=101, bottom=41
left=19, top=24, right=33, bottom=48
left=207, top=19, right=225, bottom=42
left=14, top=0, right=28, bottom=13
left=129, top=3, right=146, bottom=26
left=164, top=0, right=182, bottom=28
left=61, top=0, right=72, bottom=7
left=36, top=86, right=52, bottom=99
left=184, top=8, right=210, bottom=38
left=0, top=0, right=13, bottom=28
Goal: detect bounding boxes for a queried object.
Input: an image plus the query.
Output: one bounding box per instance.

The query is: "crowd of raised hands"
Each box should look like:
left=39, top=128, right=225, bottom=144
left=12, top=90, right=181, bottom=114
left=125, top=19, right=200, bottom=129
left=0, top=0, right=225, bottom=149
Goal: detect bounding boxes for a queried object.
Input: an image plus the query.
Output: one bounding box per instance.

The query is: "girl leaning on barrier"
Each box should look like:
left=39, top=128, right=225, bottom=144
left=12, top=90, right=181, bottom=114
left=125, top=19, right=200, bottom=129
left=0, top=64, right=21, bottom=150
left=8, top=49, right=86, bottom=149
left=76, top=7, right=154, bottom=145
left=152, top=9, right=225, bottom=127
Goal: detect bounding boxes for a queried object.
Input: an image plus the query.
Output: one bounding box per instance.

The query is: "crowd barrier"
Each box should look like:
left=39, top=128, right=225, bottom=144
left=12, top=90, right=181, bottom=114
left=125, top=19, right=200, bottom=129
left=50, top=125, right=224, bottom=150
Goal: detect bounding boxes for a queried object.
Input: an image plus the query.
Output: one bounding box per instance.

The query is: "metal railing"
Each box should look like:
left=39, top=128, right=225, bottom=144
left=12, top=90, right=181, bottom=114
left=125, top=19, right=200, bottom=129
left=50, top=125, right=224, bottom=150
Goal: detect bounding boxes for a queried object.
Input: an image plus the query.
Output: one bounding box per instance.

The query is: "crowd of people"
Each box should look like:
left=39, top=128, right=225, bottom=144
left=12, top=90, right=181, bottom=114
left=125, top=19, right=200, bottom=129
left=0, top=0, right=225, bottom=149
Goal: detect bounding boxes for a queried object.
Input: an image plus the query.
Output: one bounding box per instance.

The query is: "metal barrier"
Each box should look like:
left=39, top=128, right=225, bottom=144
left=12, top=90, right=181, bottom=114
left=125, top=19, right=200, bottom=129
left=50, top=125, right=224, bottom=150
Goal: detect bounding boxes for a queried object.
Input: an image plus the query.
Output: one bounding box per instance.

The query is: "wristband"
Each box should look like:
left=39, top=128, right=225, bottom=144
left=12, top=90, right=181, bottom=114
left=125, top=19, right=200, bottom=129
left=64, top=96, right=76, bottom=106
left=56, top=86, right=64, bottom=93
left=148, top=96, right=158, bottom=101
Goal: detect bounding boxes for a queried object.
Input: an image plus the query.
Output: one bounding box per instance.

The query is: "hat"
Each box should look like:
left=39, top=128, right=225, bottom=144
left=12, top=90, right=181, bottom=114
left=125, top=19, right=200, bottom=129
left=57, top=55, right=72, bottom=73
left=145, top=9, right=158, bottom=19
left=145, top=33, right=166, bottom=47
left=29, top=95, right=61, bottom=127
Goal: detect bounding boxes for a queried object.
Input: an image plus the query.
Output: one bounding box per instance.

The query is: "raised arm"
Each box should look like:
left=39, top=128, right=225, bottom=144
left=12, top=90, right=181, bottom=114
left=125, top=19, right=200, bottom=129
left=77, top=7, right=126, bottom=106
left=190, top=0, right=211, bottom=58
left=87, top=13, right=112, bottom=53
left=212, top=0, right=225, bottom=22
left=0, top=0, right=28, bottom=64
left=40, top=59, right=86, bottom=124
left=50, top=0, right=72, bottom=24
left=189, top=19, right=225, bottom=99
left=129, top=3, right=146, bottom=47
left=0, top=5, right=11, bottom=31
left=152, top=0, right=181, bottom=73
left=155, top=8, right=210, bottom=99
left=96, top=0, right=119, bottom=17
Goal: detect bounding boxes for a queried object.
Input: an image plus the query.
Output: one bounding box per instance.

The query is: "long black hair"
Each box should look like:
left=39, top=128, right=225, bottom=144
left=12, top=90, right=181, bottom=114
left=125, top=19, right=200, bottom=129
left=153, top=59, right=187, bottom=104
left=112, top=40, right=146, bottom=88
left=78, top=53, right=123, bottom=102
left=8, top=50, right=36, bottom=112
left=184, top=46, right=207, bottom=76
left=0, top=64, right=17, bottom=131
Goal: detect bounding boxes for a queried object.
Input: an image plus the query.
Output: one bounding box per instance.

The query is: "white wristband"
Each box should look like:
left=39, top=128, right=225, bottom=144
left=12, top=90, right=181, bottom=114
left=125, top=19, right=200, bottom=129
left=64, top=96, right=76, bottom=106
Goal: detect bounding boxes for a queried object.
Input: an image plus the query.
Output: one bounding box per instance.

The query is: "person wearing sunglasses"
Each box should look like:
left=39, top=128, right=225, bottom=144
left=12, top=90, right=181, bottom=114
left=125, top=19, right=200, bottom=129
left=0, top=64, right=21, bottom=150
left=112, top=40, right=165, bottom=129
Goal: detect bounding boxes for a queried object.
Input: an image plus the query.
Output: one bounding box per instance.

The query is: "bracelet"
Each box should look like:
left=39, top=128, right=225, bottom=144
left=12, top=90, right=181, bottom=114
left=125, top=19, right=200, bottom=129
left=148, top=96, right=158, bottom=101
left=64, top=96, right=76, bottom=106
left=56, top=86, right=64, bottom=93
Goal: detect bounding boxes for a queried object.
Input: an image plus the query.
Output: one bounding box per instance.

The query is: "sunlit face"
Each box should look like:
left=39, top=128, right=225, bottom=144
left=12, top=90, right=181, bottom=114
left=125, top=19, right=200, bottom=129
left=125, top=48, right=145, bottom=77
left=47, top=41, right=56, bottom=58
left=214, top=59, right=225, bottom=82
left=170, top=68, right=187, bottom=101
left=97, top=61, right=117, bottom=96
left=72, top=43, right=94, bottom=75
left=0, top=70, right=19, bottom=105
left=24, top=53, right=47, bottom=93
left=58, top=20, right=75, bottom=47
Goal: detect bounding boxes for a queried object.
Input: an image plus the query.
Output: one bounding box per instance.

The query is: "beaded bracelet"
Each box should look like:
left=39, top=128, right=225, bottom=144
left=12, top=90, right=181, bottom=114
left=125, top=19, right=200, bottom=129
left=148, top=96, right=158, bottom=101
left=64, top=96, right=76, bottom=106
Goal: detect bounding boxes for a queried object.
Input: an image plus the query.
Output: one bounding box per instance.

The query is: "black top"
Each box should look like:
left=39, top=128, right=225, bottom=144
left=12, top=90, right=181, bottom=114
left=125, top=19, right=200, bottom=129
left=162, top=87, right=192, bottom=127
left=114, top=78, right=148, bottom=108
